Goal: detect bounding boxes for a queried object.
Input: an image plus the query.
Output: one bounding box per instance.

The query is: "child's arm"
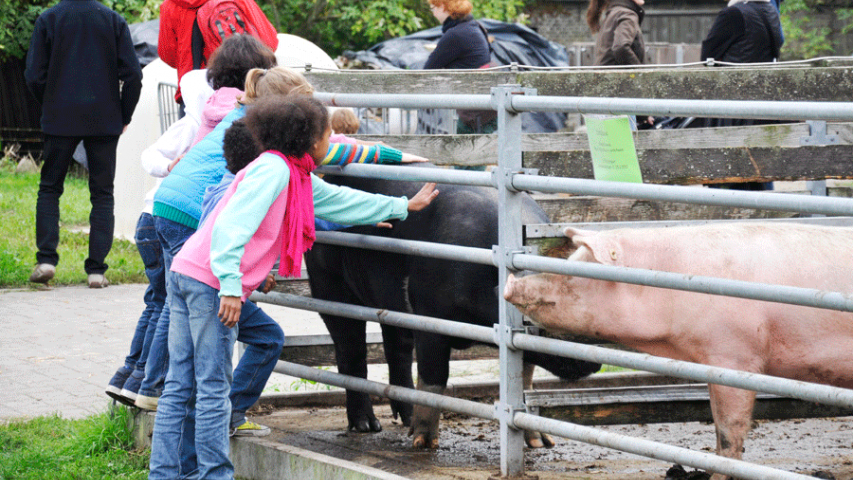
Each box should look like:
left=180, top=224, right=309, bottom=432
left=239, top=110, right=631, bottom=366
left=209, top=155, right=289, bottom=299
left=321, top=143, right=430, bottom=166
left=141, top=115, right=198, bottom=177
left=311, top=175, right=438, bottom=225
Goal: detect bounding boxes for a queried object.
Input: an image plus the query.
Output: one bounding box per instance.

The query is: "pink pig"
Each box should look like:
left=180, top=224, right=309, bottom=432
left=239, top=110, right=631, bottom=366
left=503, top=222, right=853, bottom=480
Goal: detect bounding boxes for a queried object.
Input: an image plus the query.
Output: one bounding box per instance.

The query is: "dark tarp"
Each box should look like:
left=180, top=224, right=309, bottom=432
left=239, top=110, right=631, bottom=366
left=129, top=19, right=160, bottom=68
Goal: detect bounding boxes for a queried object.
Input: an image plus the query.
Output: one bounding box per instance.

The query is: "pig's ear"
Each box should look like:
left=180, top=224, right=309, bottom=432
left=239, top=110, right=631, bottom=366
left=564, top=228, right=623, bottom=266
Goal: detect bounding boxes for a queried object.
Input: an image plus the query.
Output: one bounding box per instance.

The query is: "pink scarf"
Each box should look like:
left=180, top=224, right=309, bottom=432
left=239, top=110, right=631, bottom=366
left=266, top=150, right=316, bottom=278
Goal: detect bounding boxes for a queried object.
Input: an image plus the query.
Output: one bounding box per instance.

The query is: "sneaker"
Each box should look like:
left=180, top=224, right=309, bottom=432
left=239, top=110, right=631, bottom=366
left=135, top=393, right=159, bottom=411
left=229, top=421, right=271, bottom=437
left=119, top=369, right=144, bottom=405
left=88, top=273, right=109, bottom=288
left=105, top=366, right=132, bottom=403
left=29, top=263, right=55, bottom=284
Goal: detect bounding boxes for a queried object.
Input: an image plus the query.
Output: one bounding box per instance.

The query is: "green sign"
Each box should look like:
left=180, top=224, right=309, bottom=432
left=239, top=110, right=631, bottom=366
left=584, top=115, right=643, bottom=183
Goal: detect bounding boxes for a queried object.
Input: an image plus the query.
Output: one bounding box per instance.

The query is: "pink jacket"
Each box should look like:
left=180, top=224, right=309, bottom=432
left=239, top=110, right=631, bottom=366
left=191, top=87, right=242, bottom=145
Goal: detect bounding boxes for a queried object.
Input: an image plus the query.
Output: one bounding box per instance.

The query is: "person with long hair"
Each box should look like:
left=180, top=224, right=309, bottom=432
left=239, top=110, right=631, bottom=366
left=587, top=0, right=648, bottom=66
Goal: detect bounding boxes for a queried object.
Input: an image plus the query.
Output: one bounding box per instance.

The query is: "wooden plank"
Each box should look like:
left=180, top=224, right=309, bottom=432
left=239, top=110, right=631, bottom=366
left=350, top=123, right=853, bottom=172
left=527, top=384, right=853, bottom=426
left=305, top=66, right=853, bottom=101
left=524, top=144, right=853, bottom=184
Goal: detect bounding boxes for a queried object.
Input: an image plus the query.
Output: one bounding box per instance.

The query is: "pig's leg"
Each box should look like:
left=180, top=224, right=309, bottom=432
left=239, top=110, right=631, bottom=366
left=707, top=384, right=757, bottom=480
left=323, top=313, right=383, bottom=432
left=522, top=362, right=556, bottom=448
left=410, top=332, right=451, bottom=448
left=381, top=324, right=414, bottom=427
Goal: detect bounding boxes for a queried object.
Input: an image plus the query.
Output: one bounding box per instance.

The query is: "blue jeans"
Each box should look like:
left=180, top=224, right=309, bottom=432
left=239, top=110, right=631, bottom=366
left=124, top=213, right=166, bottom=373
left=149, top=273, right=236, bottom=480
left=139, top=217, right=196, bottom=398
left=230, top=301, right=284, bottom=428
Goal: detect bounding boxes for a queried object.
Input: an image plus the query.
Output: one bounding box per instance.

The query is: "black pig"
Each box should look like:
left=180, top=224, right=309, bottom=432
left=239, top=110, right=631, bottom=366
left=305, top=165, right=601, bottom=448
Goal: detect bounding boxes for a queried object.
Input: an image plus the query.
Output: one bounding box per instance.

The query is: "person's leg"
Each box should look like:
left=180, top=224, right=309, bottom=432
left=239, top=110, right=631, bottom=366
left=105, top=212, right=160, bottom=404
left=35, top=135, right=78, bottom=268
left=184, top=274, right=236, bottom=480
left=148, top=274, right=196, bottom=480
left=137, top=217, right=196, bottom=408
left=230, top=301, right=283, bottom=434
left=81, top=135, right=118, bottom=276
left=117, top=212, right=165, bottom=402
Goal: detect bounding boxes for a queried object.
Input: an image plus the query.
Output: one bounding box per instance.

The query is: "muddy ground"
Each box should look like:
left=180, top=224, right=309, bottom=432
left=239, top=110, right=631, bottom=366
left=255, top=403, right=853, bottom=480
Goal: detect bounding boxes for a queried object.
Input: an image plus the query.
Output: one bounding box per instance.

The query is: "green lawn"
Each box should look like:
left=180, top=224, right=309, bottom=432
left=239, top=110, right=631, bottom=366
left=0, top=159, right=147, bottom=287
left=0, top=406, right=149, bottom=480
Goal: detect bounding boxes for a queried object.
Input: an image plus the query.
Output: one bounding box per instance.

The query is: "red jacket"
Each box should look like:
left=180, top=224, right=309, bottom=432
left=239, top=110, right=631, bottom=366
left=158, top=0, right=208, bottom=104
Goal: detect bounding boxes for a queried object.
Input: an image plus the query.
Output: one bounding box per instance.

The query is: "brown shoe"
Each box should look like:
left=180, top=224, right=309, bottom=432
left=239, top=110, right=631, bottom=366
left=88, top=273, right=109, bottom=288
left=29, top=263, right=56, bottom=283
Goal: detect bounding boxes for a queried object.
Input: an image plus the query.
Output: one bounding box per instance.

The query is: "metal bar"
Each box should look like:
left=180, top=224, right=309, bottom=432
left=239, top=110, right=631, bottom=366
left=312, top=228, right=853, bottom=314
left=274, top=361, right=495, bottom=420
left=316, top=92, right=853, bottom=122
left=510, top=333, right=853, bottom=409
left=315, top=231, right=494, bottom=266
left=511, top=252, right=853, bottom=313
left=512, top=412, right=815, bottom=480
left=315, top=92, right=493, bottom=111
left=493, top=84, right=530, bottom=476
left=511, top=95, right=853, bottom=121
left=315, top=163, right=493, bottom=187
left=251, top=292, right=495, bottom=345
left=511, top=174, right=853, bottom=217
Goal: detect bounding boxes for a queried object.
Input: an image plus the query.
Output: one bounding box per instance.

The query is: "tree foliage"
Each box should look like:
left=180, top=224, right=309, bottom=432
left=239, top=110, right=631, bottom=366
left=780, top=0, right=853, bottom=59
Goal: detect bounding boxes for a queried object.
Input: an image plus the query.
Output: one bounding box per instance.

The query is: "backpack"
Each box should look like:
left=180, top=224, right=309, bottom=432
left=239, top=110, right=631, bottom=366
left=191, top=0, right=278, bottom=68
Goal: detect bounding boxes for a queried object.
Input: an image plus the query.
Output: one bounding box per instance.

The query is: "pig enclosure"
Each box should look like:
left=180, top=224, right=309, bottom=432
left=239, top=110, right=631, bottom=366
left=159, top=64, right=853, bottom=479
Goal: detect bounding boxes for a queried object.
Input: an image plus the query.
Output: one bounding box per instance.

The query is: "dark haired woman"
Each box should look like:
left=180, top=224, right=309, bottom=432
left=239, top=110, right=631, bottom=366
left=587, top=0, right=653, bottom=129
left=587, top=0, right=648, bottom=66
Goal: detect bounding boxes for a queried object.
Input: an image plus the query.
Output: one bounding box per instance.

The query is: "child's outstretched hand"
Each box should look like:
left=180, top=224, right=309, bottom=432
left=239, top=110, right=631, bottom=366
left=219, top=296, right=242, bottom=328
left=408, top=182, right=439, bottom=212
left=401, top=152, right=429, bottom=163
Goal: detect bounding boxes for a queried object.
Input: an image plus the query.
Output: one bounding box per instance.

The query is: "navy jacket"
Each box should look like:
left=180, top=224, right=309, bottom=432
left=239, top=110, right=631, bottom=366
left=701, top=2, right=783, bottom=64
left=423, top=15, right=490, bottom=70
left=25, top=0, right=142, bottom=136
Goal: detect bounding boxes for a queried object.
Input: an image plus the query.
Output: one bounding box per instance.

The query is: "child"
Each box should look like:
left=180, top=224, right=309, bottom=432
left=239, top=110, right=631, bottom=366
left=331, top=108, right=360, bottom=135
left=148, top=94, right=438, bottom=479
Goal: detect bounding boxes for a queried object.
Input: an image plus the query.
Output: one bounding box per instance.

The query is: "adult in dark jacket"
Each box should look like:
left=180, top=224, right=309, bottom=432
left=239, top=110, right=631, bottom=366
left=701, top=0, right=783, bottom=65
left=700, top=0, right=784, bottom=190
left=423, top=0, right=495, bottom=134
left=25, top=0, right=143, bottom=287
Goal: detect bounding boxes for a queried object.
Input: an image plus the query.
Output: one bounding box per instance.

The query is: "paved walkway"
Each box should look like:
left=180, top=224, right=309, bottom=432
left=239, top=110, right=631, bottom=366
left=0, top=284, right=327, bottom=422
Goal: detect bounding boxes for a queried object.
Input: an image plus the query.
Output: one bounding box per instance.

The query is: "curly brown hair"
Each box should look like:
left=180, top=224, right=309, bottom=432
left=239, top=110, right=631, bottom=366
left=206, top=34, right=277, bottom=90
left=243, top=94, right=329, bottom=158
left=222, top=121, right=261, bottom=174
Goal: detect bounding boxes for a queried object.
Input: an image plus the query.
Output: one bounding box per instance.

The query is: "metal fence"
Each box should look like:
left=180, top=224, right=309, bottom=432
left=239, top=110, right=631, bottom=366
left=251, top=85, right=853, bottom=480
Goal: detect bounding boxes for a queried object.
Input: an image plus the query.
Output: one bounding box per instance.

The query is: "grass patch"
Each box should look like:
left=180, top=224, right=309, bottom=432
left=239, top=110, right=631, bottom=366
left=0, top=160, right=146, bottom=287
left=0, top=405, right=149, bottom=479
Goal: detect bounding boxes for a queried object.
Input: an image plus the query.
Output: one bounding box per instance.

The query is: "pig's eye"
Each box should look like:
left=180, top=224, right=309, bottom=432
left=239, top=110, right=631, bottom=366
left=610, top=250, right=618, bottom=261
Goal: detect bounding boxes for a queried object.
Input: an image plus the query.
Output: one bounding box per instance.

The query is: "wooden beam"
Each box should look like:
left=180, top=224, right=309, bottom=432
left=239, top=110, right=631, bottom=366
left=305, top=66, right=853, bottom=101
left=526, top=384, right=853, bottom=426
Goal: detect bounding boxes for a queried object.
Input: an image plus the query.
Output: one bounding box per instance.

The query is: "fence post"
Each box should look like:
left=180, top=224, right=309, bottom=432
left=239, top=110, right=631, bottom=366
left=492, top=84, right=536, bottom=478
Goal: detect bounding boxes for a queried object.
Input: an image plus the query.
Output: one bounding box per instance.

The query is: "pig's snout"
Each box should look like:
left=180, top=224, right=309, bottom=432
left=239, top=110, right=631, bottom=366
left=504, top=274, right=519, bottom=303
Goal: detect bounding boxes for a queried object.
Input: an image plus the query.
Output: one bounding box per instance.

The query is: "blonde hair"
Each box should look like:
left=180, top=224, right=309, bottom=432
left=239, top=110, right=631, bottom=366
left=239, top=67, right=315, bottom=105
left=330, top=108, right=360, bottom=135
left=428, top=0, right=473, bottom=19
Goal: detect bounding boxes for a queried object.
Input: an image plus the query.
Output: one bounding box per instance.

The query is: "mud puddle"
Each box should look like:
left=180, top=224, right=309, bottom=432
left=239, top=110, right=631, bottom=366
left=255, top=404, right=853, bottom=479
